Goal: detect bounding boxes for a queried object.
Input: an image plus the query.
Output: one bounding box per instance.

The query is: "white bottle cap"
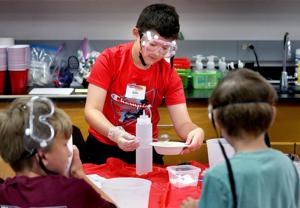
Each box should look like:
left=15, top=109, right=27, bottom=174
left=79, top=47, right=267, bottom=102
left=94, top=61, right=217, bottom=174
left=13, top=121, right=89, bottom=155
left=137, top=110, right=151, bottom=125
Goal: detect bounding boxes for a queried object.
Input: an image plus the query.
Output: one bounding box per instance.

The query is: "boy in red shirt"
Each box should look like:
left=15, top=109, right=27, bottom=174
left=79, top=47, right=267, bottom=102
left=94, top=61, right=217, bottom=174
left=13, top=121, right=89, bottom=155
left=85, top=3, right=204, bottom=164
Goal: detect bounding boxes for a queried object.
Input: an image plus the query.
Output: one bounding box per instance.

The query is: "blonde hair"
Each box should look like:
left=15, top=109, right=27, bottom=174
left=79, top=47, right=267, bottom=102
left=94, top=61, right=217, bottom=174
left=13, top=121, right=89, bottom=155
left=0, top=97, right=72, bottom=172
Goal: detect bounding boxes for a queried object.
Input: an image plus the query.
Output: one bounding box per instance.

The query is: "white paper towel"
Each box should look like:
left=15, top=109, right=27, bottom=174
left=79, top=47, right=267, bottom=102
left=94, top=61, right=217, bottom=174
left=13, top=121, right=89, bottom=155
left=0, top=37, right=15, bottom=46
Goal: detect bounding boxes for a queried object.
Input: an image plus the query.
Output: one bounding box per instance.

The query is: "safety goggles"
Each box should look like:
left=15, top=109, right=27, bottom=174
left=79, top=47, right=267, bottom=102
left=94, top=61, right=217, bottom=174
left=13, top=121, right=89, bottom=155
left=24, top=96, right=55, bottom=151
left=140, top=31, right=177, bottom=58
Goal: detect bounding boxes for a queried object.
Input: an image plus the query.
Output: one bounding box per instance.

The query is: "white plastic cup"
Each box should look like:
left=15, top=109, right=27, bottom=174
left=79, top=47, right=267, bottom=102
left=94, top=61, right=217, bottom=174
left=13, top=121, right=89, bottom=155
left=7, top=45, right=30, bottom=68
left=0, top=46, right=7, bottom=68
left=0, top=65, right=7, bottom=71
left=206, top=138, right=235, bottom=168
left=293, top=161, right=300, bottom=178
left=102, top=177, right=151, bottom=208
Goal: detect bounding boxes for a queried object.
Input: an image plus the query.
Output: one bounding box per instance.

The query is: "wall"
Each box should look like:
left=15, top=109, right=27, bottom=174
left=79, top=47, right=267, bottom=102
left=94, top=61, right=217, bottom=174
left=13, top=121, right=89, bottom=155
left=2, top=0, right=300, bottom=64
left=14, top=39, right=300, bottom=64
left=1, top=0, right=300, bottom=40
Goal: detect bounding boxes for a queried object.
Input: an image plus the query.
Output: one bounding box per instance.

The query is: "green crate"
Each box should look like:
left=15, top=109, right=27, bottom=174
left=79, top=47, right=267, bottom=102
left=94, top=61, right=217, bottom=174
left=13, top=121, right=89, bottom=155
left=176, top=68, right=190, bottom=89
left=192, top=71, right=218, bottom=89
left=176, top=68, right=190, bottom=74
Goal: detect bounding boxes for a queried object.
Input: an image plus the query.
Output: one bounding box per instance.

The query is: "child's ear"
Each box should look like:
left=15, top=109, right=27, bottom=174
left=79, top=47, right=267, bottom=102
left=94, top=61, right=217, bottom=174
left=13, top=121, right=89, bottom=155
left=213, top=111, right=221, bottom=130
left=36, top=149, right=48, bottom=166
left=270, top=106, right=277, bottom=127
left=132, top=27, right=140, bottom=39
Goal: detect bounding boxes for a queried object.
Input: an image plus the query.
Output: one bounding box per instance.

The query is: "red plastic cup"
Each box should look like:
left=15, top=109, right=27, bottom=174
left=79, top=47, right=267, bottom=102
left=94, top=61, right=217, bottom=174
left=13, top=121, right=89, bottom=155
left=0, top=70, right=5, bottom=95
left=9, top=69, right=28, bottom=95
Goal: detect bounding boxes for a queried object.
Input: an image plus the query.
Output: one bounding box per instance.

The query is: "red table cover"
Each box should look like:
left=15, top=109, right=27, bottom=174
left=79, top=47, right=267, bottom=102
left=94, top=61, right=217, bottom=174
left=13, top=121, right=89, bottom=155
left=83, top=158, right=208, bottom=208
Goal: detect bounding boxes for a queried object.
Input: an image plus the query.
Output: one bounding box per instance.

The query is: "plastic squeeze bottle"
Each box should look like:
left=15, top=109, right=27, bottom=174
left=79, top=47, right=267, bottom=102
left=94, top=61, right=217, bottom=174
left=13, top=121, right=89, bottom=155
left=136, top=110, right=153, bottom=175
left=218, top=57, right=227, bottom=72
left=206, top=55, right=217, bottom=70
left=193, top=55, right=205, bottom=71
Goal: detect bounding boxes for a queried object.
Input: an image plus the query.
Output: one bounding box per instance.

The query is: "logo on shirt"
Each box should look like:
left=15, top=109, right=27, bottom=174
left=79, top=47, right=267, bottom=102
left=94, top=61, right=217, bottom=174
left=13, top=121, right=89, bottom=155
left=111, top=88, right=156, bottom=126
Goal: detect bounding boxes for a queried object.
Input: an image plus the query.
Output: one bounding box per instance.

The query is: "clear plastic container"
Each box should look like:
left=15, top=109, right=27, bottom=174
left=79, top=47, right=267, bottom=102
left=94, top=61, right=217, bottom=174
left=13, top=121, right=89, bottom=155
left=191, top=70, right=218, bottom=89
left=166, top=165, right=201, bottom=188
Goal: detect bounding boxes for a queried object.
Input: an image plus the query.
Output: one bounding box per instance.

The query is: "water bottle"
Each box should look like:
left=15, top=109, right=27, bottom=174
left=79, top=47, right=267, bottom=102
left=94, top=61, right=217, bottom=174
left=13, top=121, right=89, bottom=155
left=136, top=110, right=153, bottom=175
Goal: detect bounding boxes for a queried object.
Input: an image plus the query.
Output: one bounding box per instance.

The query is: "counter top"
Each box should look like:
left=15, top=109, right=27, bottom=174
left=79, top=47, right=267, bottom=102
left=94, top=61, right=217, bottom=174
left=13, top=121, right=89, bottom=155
left=0, top=94, right=86, bottom=102
left=0, top=84, right=300, bottom=103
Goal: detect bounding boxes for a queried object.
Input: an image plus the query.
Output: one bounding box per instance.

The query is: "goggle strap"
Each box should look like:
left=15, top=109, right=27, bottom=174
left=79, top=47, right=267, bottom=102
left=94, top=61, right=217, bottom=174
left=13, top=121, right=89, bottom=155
left=138, top=37, right=147, bottom=66
left=170, top=56, right=174, bottom=68
left=218, top=140, right=237, bottom=208
left=139, top=51, right=147, bottom=66
left=11, top=148, right=37, bottom=167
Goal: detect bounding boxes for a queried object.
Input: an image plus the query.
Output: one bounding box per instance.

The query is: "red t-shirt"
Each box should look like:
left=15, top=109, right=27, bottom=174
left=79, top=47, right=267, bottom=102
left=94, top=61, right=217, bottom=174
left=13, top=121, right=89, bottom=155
left=87, top=42, right=186, bottom=145
left=0, top=175, right=116, bottom=208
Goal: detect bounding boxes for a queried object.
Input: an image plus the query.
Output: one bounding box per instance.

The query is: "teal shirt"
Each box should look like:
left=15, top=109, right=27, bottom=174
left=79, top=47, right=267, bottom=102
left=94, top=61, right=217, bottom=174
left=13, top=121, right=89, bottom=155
left=198, top=148, right=300, bottom=208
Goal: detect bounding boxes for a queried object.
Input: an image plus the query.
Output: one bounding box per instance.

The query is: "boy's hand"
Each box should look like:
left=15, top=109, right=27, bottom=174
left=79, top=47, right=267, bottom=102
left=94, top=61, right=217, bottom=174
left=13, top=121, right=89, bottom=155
left=70, top=145, right=85, bottom=178
left=182, top=128, right=204, bottom=154
left=181, top=197, right=198, bottom=208
left=107, top=126, right=140, bottom=151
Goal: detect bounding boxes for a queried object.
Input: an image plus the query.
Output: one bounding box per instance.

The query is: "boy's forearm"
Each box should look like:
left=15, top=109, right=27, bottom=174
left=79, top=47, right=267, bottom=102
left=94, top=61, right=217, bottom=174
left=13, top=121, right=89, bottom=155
left=176, top=121, right=200, bottom=140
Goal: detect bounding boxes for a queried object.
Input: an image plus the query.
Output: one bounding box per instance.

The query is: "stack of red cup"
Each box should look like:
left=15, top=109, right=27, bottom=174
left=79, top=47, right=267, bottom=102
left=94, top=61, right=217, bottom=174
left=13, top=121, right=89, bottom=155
left=7, top=45, right=30, bottom=95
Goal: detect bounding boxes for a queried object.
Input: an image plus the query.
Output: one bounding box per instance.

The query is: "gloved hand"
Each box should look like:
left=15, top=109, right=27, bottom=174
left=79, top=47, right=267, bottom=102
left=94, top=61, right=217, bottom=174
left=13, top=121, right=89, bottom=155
left=107, top=126, right=139, bottom=152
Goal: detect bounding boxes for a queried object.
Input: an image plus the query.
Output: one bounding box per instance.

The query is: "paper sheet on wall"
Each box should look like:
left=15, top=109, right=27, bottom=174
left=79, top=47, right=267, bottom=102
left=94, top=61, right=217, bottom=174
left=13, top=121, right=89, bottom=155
left=29, top=88, right=74, bottom=95
left=87, top=174, right=107, bottom=188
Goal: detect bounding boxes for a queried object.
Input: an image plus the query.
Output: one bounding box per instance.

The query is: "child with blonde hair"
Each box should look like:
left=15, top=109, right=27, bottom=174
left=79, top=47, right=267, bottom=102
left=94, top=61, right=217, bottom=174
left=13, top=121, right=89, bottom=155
left=0, top=97, right=115, bottom=208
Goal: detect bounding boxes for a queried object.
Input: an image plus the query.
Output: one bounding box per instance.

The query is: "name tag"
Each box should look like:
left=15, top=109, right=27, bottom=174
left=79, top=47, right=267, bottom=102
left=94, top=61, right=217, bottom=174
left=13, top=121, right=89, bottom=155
left=125, top=84, right=146, bottom=100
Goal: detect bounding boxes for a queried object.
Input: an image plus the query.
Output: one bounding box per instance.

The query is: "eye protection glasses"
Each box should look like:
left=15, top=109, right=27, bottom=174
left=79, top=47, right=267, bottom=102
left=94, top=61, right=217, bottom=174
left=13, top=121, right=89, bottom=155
left=140, top=30, right=177, bottom=58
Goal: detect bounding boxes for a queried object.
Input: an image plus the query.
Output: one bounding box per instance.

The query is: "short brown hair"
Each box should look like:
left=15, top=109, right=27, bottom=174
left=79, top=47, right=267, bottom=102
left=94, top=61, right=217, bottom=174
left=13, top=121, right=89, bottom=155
left=136, top=3, right=180, bottom=39
left=209, top=69, right=277, bottom=137
left=0, top=97, right=72, bottom=172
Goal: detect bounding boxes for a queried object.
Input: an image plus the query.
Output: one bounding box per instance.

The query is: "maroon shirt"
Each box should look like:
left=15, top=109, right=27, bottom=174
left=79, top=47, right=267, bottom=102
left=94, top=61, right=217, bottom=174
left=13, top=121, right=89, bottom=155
left=0, top=175, right=116, bottom=208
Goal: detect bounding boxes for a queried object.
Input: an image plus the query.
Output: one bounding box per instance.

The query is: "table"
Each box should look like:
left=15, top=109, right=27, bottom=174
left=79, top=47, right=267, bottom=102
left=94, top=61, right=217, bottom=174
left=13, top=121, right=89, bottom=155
left=83, top=158, right=208, bottom=208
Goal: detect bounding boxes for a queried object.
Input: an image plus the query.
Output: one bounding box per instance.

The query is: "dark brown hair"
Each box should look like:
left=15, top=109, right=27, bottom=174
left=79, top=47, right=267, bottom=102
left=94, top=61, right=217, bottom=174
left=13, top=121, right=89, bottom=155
left=209, top=69, right=277, bottom=137
left=136, top=3, right=180, bottom=39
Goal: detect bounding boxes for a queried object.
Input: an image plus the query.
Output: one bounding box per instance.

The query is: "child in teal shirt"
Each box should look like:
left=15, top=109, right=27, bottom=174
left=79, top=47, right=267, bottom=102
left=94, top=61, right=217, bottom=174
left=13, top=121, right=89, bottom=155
left=182, top=69, right=300, bottom=208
